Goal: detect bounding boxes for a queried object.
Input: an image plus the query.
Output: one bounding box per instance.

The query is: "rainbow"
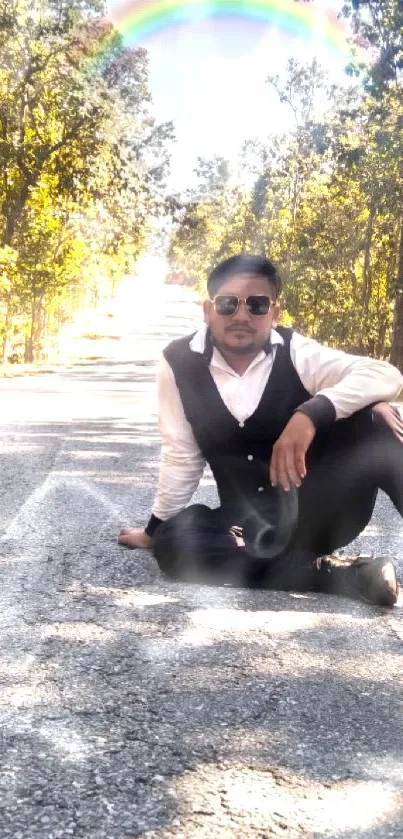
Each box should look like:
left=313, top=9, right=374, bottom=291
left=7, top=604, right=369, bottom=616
left=105, top=0, right=361, bottom=59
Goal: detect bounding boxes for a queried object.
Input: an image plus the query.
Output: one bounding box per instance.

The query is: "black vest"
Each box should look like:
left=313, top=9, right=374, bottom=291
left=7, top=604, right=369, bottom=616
left=163, top=327, right=310, bottom=508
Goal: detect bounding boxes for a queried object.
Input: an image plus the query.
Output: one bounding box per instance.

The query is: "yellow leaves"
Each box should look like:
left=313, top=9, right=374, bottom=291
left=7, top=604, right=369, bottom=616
left=0, top=3, right=170, bottom=359
left=0, top=245, right=18, bottom=291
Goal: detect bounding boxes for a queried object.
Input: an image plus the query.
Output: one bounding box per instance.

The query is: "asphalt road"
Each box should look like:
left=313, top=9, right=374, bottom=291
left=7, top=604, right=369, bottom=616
left=0, top=281, right=402, bottom=839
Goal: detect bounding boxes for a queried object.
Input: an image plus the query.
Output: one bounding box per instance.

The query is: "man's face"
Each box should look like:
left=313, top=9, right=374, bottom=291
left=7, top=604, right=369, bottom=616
left=203, top=273, right=279, bottom=356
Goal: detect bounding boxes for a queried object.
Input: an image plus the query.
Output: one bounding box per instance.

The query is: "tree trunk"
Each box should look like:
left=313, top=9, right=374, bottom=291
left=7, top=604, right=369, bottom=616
left=24, top=330, right=33, bottom=364
left=390, top=221, right=403, bottom=372
left=25, top=294, right=45, bottom=363
left=362, top=201, right=375, bottom=313
left=2, top=182, right=30, bottom=247
left=25, top=297, right=37, bottom=363
left=1, top=294, right=12, bottom=364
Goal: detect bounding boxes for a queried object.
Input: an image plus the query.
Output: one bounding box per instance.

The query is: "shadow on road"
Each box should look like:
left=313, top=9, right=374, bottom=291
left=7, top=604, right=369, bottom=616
left=1, top=573, right=402, bottom=836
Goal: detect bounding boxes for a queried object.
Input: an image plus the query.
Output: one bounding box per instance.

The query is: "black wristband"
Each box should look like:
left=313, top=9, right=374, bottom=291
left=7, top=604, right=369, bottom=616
left=295, top=394, right=336, bottom=429
left=145, top=514, right=163, bottom=538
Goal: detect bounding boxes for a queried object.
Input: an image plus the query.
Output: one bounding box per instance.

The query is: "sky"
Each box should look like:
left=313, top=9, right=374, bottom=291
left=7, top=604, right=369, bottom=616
left=106, top=1, right=357, bottom=193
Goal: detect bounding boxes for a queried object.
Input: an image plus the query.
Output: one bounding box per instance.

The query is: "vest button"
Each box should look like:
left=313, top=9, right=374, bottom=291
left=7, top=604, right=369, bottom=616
left=247, top=454, right=253, bottom=461
left=239, top=421, right=245, bottom=428
left=258, top=486, right=264, bottom=492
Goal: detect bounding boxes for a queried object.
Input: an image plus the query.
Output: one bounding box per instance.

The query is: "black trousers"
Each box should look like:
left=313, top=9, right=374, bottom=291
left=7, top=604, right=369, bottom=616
left=152, top=408, right=403, bottom=592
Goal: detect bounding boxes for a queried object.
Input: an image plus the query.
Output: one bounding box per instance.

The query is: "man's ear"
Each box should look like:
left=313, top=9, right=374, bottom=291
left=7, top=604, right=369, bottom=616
left=203, top=299, right=212, bottom=324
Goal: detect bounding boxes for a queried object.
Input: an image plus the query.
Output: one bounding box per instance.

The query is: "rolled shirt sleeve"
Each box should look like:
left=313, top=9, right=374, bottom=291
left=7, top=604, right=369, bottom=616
left=291, top=332, right=403, bottom=421
left=149, top=357, right=206, bottom=523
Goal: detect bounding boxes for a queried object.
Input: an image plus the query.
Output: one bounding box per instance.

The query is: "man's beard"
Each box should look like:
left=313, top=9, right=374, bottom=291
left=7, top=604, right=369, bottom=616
left=222, top=340, right=257, bottom=355
left=221, top=332, right=259, bottom=355
left=209, top=328, right=265, bottom=356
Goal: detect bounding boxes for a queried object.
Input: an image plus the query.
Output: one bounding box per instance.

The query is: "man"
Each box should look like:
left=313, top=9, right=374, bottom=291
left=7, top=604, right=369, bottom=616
left=119, top=254, right=403, bottom=606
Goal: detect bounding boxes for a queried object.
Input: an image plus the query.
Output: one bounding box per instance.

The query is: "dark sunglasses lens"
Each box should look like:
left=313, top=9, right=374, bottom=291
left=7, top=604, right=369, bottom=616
left=215, top=295, right=238, bottom=316
left=246, top=295, right=271, bottom=316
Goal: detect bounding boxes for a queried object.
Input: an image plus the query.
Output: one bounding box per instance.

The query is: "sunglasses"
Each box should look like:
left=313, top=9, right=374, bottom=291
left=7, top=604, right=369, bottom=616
left=213, top=294, right=276, bottom=317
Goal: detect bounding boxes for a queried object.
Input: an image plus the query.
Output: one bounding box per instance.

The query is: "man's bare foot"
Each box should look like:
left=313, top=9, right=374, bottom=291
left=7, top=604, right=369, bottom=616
left=118, top=528, right=152, bottom=549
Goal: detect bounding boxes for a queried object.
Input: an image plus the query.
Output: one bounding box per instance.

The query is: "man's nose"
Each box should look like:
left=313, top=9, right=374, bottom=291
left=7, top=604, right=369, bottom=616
left=233, top=299, right=252, bottom=318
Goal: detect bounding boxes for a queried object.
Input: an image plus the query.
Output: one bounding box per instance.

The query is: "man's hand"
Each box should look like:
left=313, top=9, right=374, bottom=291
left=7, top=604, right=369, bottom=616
left=373, top=402, right=403, bottom=442
left=270, top=412, right=316, bottom=491
left=118, top=528, right=152, bottom=549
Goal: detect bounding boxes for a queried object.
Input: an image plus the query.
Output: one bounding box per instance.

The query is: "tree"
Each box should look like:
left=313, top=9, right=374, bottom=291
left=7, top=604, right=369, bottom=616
left=167, top=6, right=402, bottom=366
left=169, top=156, right=233, bottom=286
left=0, top=0, right=173, bottom=361
left=342, top=0, right=403, bottom=368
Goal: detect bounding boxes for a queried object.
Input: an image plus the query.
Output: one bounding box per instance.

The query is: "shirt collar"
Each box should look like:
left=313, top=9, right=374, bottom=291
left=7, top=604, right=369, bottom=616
left=189, top=324, right=284, bottom=361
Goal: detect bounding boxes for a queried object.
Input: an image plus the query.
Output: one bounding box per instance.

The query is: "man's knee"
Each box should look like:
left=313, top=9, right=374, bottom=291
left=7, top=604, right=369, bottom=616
left=151, top=519, right=179, bottom=577
left=151, top=504, right=215, bottom=578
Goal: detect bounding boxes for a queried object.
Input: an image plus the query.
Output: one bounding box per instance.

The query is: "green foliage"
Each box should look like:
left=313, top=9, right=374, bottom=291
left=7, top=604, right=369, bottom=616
left=0, top=0, right=173, bottom=362
left=169, top=5, right=403, bottom=367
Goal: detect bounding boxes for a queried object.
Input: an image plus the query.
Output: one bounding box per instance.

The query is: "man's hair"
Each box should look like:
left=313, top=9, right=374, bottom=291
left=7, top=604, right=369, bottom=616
left=207, top=254, right=282, bottom=298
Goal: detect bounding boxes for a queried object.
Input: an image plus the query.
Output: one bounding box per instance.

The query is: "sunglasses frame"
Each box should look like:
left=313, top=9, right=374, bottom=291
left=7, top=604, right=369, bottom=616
left=212, top=293, right=277, bottom=317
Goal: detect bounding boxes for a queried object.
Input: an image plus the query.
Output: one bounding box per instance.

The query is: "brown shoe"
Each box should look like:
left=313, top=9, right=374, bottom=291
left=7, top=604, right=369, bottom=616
left=316, top=553, right=399, bottom=607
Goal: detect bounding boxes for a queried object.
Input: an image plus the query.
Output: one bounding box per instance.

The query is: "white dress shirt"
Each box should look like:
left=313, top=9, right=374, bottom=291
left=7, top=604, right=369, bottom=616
left=151, top=325, right=403, bottom=521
